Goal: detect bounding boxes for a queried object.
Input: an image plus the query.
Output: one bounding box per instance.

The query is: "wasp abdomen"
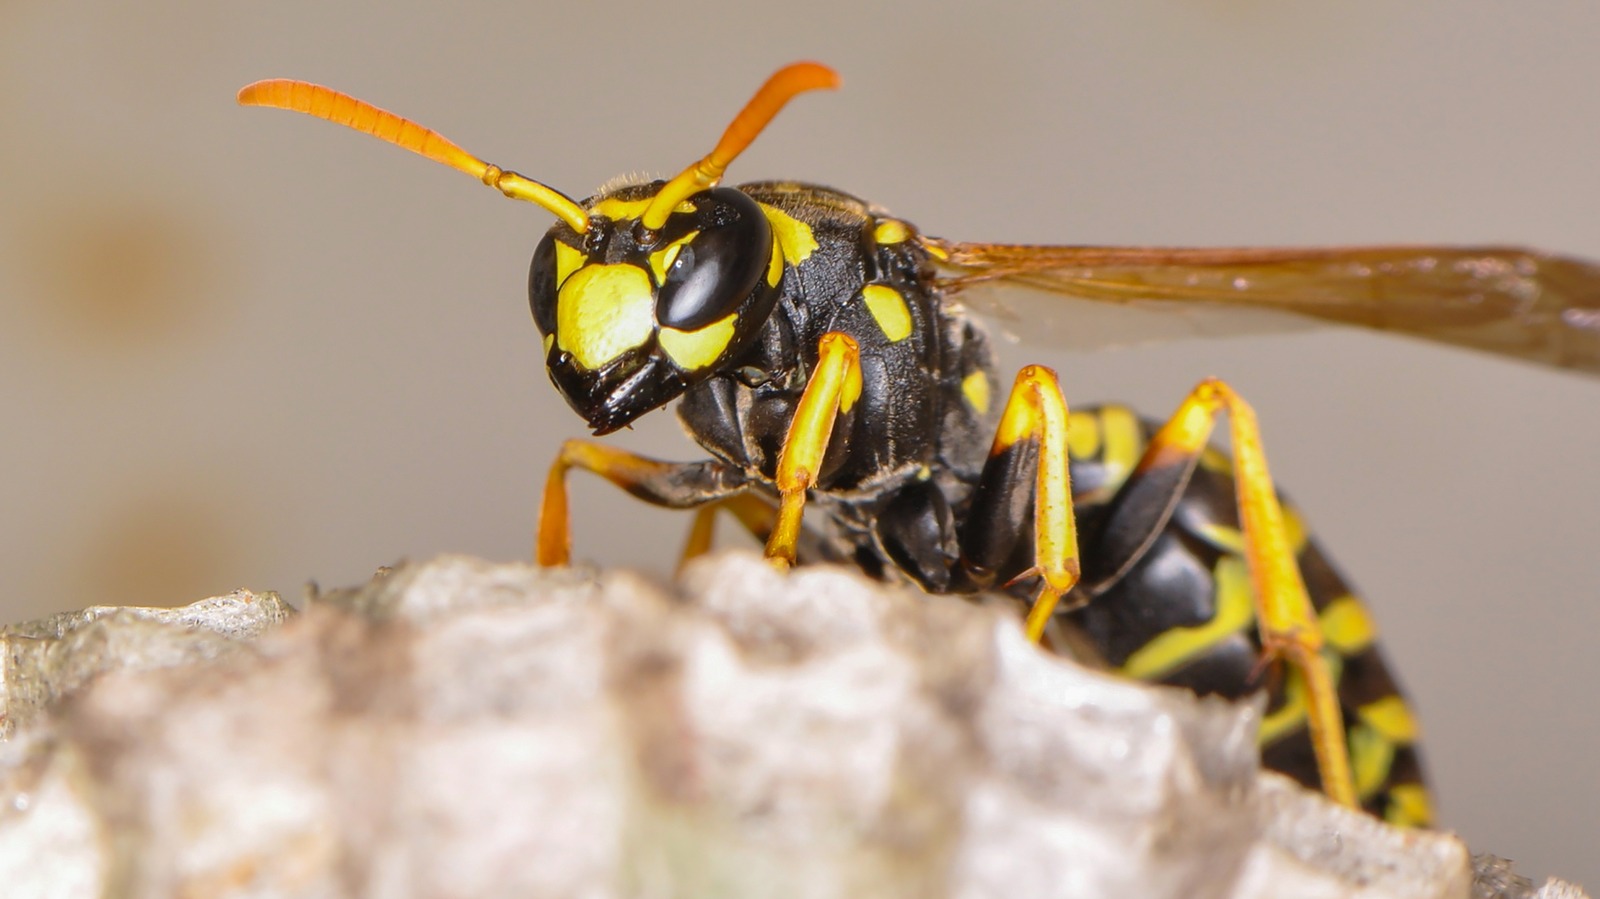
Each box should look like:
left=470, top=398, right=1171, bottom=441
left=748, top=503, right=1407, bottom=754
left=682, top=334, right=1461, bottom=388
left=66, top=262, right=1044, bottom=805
left=1064, top=404, right=1431, bottom=826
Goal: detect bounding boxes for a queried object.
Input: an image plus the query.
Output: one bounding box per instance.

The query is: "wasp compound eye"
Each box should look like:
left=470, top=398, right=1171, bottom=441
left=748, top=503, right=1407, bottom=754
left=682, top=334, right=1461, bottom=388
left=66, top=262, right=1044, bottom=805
left=655, top=188, right=773, bottom=331
left=528, top=231, right=559, bottom=336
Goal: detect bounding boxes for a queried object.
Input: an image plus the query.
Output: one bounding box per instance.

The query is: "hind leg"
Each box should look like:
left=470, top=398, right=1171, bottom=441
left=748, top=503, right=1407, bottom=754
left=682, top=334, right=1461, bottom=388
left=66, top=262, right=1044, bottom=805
left=1131, top=377, right=1357, bottom=809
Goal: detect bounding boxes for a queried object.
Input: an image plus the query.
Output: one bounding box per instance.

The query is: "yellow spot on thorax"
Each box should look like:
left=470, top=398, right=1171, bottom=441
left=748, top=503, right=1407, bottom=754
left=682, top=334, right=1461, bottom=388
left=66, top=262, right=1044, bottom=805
left=873, top=218, right=909, bottom=244
left=556, top=264, right=654, bottom=370
left=759, top=203, right=818, bottom=266
left=861, top=284, right=912, bottom=342
left=659, top=313, right=737, bottom=371
left=961, top=371, right=991, bottom=415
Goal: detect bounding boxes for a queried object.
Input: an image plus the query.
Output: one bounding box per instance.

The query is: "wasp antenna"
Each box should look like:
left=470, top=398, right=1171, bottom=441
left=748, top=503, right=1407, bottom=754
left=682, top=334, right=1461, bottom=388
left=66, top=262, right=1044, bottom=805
left=237, top=79, right=590, bottom=233
left=641, top=62, right=840, bottom=230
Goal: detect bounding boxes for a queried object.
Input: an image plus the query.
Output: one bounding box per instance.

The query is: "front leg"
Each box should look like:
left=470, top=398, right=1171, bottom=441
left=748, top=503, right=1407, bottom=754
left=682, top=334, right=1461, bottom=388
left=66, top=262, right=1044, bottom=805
left=765, top=332, right=862, bottom=568
left=536, top=440, right=751, bottom=566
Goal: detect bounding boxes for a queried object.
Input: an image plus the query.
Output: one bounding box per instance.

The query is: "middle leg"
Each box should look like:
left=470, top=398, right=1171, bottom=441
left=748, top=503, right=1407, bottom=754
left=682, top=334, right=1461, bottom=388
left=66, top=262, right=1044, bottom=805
left=959, top=364, right=1083, bottom=642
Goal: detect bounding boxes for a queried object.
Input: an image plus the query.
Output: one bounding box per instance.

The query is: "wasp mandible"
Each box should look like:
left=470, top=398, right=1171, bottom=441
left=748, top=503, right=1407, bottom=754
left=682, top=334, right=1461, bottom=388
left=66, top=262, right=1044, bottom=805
left=238, top=62, right=1600, bottom=827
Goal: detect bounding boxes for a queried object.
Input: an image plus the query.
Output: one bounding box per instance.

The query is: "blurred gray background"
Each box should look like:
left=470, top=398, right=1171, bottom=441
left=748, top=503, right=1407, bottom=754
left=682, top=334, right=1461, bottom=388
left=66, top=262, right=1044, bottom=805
left=2, top=0, right=1596, bottom=886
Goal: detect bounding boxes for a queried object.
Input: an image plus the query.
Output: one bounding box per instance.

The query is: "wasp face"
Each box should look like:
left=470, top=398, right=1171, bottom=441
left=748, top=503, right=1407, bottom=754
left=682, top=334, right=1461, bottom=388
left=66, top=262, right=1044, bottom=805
left=529, top=184, right=781, bottom=435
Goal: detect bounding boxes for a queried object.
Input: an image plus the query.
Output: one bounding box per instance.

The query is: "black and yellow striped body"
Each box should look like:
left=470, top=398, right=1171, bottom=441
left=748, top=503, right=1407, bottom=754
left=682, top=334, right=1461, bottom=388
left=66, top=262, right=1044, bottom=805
left=651, top=180, right=1430, bottom=827
left=243, top=63, right=1600, bottom=834
left=519, top=172, right=1429, bottom=826
left=1060, top=406, right=1431, bottom=826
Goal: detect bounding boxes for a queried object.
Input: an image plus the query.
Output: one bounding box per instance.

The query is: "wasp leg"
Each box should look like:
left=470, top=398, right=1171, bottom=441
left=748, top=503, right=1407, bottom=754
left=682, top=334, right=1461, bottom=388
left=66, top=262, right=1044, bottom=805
left=1137, top=377, right=1357, bottom=810
left=765, top=332, right=862, bottom=568
left=536, top=440, right=751, bottom=567
left=679, top=493, right=780, bottom=572
left=959, top=365, right=1083, bottom=643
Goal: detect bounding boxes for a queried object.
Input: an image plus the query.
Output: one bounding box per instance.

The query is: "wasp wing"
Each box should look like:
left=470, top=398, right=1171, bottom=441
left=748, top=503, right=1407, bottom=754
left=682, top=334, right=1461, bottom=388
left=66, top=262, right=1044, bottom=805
left=926, top=240, right=1600, bottom=376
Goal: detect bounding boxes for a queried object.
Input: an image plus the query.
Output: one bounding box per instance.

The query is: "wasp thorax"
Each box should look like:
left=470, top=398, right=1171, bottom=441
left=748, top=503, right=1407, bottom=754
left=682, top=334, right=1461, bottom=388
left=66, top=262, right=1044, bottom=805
left=527, top=183, right=783, bottom=434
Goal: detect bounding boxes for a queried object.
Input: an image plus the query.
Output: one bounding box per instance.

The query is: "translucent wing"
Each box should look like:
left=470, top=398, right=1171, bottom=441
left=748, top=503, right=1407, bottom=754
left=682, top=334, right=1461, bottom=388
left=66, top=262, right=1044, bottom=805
left=925, top=239, right=1600, bottom=375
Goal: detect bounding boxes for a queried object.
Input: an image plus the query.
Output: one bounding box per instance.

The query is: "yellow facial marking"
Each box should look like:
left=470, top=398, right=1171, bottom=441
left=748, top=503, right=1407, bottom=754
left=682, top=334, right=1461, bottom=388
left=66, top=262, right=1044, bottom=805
left=1386, top=784, right=1433, bottom=828
left=862, top=284, right=912, bottom=342
left=961, top=371, right=991, bottom=416
left=1348, top=722, right=1396, bottom=799
left=647, top=231, right=699, bottom=285
left=556, top=264, right=654, bottom=370
left=542, top=333, right=554, bottom=354
left=1318, top=596, right=1377, bottom=655
left=1066, top=410, right=1100, bottom=461
left=873, top=218, right=909, bottom=245
left=591, top=195, right=694, bottom=222
left=591, top=196, right=652, bottom=221
left=1120, top=554, right=1254, bottom=681
left=759, top=203, right=819, bottom=265
left=1357, top=695, right=1419, bottom=744
left=659, top=313, right=737, bottom=371
left=766, top=230, right=784, bottom=288
left=554, top=241, right=584, bottom=288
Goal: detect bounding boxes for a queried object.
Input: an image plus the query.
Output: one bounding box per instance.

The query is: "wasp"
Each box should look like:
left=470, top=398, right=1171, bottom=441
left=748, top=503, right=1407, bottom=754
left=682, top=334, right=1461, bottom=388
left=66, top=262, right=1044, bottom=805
left=238, top=62, right=1600, bottom=827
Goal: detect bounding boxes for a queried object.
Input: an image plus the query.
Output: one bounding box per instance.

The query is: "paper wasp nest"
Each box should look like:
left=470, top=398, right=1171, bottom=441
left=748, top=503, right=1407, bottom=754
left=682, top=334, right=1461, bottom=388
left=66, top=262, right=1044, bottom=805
left=0, top=553, right=1583, bottom=899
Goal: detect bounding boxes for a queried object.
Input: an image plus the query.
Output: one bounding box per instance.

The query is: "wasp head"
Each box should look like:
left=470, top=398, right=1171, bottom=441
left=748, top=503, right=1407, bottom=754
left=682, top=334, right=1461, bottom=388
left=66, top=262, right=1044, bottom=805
left=528, top=182, right=782, bottom=434
left=236, top=63, right=836, bottom=436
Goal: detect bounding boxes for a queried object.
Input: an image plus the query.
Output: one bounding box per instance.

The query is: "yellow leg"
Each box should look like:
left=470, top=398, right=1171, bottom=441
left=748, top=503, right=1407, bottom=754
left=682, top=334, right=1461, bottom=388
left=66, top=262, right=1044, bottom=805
left=1137, top=377, right=1357, bottom=809
left=765, top=332, right=862, bottom=567
left=678, top=493, right=779, bottom=573
left=536, top=440, right=747, bottom=566
left=986, top=365, right=1083, bottom=643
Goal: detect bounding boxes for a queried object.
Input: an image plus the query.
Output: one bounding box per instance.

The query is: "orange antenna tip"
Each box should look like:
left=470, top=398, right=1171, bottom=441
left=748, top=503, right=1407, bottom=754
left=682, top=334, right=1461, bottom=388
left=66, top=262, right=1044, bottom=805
left=709, top=62, right=839, bottom=171
left=236, top=78, right=589, bottom=233
left=642, top=62, right=841, bottom=230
